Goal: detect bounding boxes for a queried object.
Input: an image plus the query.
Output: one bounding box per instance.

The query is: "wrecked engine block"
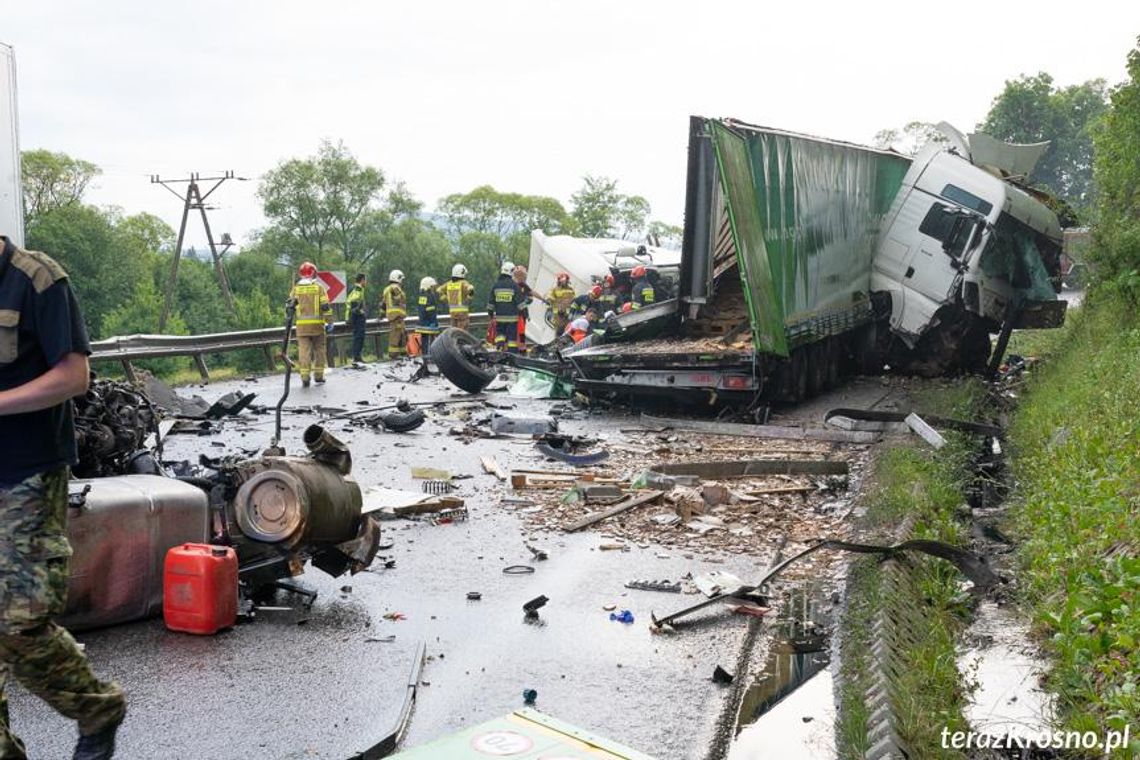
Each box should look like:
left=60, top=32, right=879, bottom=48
left=201, top=425, right=380, bottom=592
left=73, top=378, right=160, bottom=478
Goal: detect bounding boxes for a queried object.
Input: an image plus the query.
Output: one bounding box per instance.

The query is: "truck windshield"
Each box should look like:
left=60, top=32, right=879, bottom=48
left=977, top=213, right=1060, bottom=300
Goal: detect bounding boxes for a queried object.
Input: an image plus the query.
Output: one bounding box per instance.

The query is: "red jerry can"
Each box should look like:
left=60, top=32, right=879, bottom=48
left=163, top=543, right=238, bottom=635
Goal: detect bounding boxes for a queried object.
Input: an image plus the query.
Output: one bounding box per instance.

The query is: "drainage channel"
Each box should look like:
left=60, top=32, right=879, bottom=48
left=707, top=584, right=838, bottom=760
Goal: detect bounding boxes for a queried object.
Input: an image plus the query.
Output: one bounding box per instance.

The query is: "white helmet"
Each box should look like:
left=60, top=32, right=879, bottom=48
left=500, top=261, right=515, bottom=276
left=420, top=276, right=437, bottom=290
left=452, top=263, right=468, bottom=278
left=389, top=269, right=405, bottom=284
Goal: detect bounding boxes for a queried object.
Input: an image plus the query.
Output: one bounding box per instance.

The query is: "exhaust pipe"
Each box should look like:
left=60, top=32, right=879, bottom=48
left=303, top=424, right=352, bottom=475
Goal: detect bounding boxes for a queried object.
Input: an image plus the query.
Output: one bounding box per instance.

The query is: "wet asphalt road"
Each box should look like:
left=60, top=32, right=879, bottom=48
left=9, top=362, right=781, bottom=760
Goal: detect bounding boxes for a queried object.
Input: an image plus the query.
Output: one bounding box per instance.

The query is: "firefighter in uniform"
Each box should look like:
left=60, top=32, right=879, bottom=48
left=346, top=272, right=367, bottom=365
left=438, top=264, right=475, bottom=332
left=570, top=285, right=602, bottom=319
left=289, top=261, right=334, bottom=386
left=630, top=265, right=657, bottom=310
left=487, top=262, right=523, bottom=353
left=415, top=276, right=441, bottom=356
left=0, top=235, right=127, bottom=760
left=598, top=273, right=622, bottom=312
left=380, top=270, right=407, bottom=360
left=512, top=265, right=534, bottom=351
left=545, top=273, right=575, bottom=337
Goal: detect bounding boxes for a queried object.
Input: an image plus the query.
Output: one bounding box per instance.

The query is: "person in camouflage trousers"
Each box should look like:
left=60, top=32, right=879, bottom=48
left=0, top=236, right=125, bottom=760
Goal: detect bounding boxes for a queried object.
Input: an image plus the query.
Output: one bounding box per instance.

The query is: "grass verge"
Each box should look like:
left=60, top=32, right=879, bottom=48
left=1006, top=284, right=1140, bottom=753
left=837, top=379, right=985, bottom=759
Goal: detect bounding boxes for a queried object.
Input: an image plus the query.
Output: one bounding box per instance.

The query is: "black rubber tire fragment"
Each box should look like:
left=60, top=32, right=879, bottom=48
left=429, top=328, right=495, bottom=394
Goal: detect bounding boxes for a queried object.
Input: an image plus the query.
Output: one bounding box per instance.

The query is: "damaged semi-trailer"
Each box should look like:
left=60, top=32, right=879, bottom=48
left=563, top=117, right=1067, bottom=408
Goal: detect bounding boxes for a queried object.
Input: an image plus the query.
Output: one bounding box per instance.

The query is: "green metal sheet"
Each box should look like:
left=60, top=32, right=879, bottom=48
left=391, top=709, right=658, bottom=759
left=708, top=120, right=911, bottom=356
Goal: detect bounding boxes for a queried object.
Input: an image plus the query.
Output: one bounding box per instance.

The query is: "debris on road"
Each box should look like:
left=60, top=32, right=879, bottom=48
left=480, top=456, right=509, bottom=481
left=522, top=688, right=538, bottom=705
left=905, top=412, right=947, bottom=449
left=523, top=595, right=549, bottom=617
left=712, top=665, right=735, bottom=685
left=609, top=609, right=635, bottom=624
left=490, top=413, right=557, bottom=436
left=564, top=490, right=665, bottom=533
left=641, top=414, right=877, bottom=444
left=625, top=580, right=682, bottom=593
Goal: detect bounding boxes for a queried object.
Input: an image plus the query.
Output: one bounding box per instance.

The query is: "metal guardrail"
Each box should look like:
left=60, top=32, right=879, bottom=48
left=90, top=313, right=491, bottom=381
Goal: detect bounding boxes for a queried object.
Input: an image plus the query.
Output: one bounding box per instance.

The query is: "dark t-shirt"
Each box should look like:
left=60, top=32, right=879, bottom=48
left=0, top=237, right=92, bottom=484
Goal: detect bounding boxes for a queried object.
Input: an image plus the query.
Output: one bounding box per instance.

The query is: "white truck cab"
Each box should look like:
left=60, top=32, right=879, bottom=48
left=872, top=129, right=1063, bottom=346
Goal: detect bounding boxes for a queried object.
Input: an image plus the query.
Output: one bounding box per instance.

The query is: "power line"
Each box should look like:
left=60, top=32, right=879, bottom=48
left=151, top=171, right=247, bottom=331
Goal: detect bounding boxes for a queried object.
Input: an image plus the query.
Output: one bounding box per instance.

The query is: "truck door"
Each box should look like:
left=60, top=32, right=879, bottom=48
left=904, top=198, right=973, bottom=305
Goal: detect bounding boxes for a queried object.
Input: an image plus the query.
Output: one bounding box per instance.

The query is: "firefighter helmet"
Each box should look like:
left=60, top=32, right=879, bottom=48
left=389, top=269, right=405, bottom=284
left=452, top=263, right=468, bottom=278
left=590, top=285, right=602, bottom=299
left=420, top=276, right=437, bottom=290
left=630, top=265, right=646, bottom=279
left=298, top=261, right=317, bottom=278
left=500, top=261, right=515, bottom=276
left=603, top=273, right=615, bottom=287
left=556, top=272, right=571, bottom=285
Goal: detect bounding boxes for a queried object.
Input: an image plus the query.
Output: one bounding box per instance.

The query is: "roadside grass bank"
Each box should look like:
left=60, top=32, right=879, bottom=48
left=1006, top=285, right=1140, bottom=752
left=837, top=380, right=987, bottom=759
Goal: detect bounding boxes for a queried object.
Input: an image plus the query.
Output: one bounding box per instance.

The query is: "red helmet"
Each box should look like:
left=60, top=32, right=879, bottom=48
left=298, top=261, right=317, bottom=278
left=603, top=274, right=615, bottom=287
left=621, top=302, right=634, bottom=313
left=556, top=272, right=570, bottom=284
left=590, top=285, right=602, bottom=299
left=630, top=265, right=646, bottom=279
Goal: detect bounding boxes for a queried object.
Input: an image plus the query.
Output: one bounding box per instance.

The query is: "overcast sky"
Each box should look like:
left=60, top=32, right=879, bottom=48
left=5, top=1, right=1138, bottom=250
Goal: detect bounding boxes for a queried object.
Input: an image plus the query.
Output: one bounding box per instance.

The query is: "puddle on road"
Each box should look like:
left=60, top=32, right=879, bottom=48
left=726, top=586, right=836, bottom=760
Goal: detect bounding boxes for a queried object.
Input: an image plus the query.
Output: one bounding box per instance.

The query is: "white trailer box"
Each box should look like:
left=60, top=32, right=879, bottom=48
left=0, top=43, right=21, bottom=247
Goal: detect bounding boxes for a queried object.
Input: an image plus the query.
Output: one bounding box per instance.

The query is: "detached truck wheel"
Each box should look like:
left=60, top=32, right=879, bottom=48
left=430, top=327, right=495, bottom=393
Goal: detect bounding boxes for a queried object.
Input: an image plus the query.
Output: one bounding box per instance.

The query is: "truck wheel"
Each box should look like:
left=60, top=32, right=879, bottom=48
left=429, top=327, right=495, bottom=393
left=376, top=408, right=427, bottom=433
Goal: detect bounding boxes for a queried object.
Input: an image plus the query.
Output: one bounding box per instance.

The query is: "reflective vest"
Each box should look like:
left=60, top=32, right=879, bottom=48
left=382, top=283, right=406, bottom=318
left=290, top=279, right=330, bottom=327
left=346, top=284, right=366, bottom=315
left=632, top=278, right=656, bottom=309
left=439, top=278, right=474, bottom=313
left=547, top=285, right=575, bottom=315
left=598, top=288, right=620, bottom=311
left=489, top=275, right=521, bottom=321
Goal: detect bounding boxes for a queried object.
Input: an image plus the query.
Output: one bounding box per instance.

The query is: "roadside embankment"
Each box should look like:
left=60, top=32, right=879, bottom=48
left=1006, top=285, right=1140, bottom=752
left=838, top=380, right=987, bottom=759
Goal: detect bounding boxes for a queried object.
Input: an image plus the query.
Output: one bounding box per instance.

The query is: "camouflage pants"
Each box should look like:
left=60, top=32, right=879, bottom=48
left=0, top=469, right=125, bottom=758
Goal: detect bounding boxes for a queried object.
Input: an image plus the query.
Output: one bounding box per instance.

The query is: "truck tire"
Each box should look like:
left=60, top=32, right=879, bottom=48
left=377, top=408, right=426, bottom=433
left=429, top=327, right=495, bottom=393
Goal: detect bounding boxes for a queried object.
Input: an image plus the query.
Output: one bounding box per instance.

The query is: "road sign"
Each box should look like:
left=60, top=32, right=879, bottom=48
left=316, top=270, right=347, bottom=303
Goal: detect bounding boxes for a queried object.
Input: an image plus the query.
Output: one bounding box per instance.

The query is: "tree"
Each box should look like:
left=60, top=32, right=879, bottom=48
left=1091, top=41, right=1140, bottom=283
left=647, top=220, right=683, bottom=248
left=978, top=73, right=1108, bottom=210
left=873, top=121, right=947, bottom=155
left=570, top=176, right=621, bottom=237
left=570, top=176, right=654, bottom=240
left=20, top=150, right=101, bottom=226
left=258, top=140, right=387, bottom=264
